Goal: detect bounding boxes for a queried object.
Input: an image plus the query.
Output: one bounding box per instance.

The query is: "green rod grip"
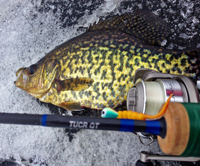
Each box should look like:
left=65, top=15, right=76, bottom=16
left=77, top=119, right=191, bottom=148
left=181, top=103, right=200, bottom=157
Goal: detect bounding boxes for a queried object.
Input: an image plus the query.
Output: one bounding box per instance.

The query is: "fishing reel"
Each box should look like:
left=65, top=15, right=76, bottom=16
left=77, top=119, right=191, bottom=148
left=127, top=68, right=200, bottom=144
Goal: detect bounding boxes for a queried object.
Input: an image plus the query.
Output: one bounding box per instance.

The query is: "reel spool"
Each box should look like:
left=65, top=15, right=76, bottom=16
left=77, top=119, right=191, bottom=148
left=127, top=68, right=200, bottom=141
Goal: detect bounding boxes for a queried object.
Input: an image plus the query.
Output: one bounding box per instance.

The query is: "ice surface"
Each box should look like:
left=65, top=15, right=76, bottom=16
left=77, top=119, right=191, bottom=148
left=0, top=0, right=200, bottom=166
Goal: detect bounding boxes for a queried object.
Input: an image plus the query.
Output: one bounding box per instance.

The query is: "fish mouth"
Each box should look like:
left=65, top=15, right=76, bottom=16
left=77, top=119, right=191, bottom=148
left=14, top=67, right=25, bottom=86
left=14, top=68, right=27, bottom=89
left=16, top=67, right=25, bottom=76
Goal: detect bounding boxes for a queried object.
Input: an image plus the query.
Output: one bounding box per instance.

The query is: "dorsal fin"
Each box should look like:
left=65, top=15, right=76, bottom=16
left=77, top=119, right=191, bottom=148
left=87, top=14, right=123, bottom=32
left=87, top=10, right=171, bottom=45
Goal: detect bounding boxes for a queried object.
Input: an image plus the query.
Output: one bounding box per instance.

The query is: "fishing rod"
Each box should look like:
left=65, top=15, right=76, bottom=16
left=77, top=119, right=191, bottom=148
left=0, top=100, right=200, bottom=157
left=0, top=93, right=172, bottom=140
left=0, top=112, right=166, bottom=138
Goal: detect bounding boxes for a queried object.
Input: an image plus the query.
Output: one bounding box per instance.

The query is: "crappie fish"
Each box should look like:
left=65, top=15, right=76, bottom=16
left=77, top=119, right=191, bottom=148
left=15, top=10, right=200, bottom=111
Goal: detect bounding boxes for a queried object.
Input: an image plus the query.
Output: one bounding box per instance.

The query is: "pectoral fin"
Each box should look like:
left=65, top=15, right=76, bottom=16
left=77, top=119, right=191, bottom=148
left=58, top=102, right=82, bottom=111
left=55, top=78, right=94, bottom=91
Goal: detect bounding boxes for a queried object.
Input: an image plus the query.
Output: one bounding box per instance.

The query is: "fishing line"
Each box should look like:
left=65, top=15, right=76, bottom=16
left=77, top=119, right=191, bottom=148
left=145, top=81, right=165, bottom=115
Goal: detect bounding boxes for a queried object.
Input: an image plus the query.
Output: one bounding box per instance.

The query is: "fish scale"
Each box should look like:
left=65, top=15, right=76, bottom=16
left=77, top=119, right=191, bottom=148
left=15, top=10, right=199, bottom=111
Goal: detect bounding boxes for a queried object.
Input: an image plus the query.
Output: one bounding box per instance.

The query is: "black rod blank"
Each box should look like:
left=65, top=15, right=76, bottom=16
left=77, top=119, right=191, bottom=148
left=0, top=113, right=166, bottom=137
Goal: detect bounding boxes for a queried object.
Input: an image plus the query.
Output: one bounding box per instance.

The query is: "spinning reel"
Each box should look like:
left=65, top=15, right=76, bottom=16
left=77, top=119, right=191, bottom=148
left=126, top=69, right=200, bottom=165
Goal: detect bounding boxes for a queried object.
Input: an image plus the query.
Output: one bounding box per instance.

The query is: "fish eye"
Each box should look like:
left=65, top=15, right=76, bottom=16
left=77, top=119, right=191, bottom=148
left=28, top=64, right=37, bottom=75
